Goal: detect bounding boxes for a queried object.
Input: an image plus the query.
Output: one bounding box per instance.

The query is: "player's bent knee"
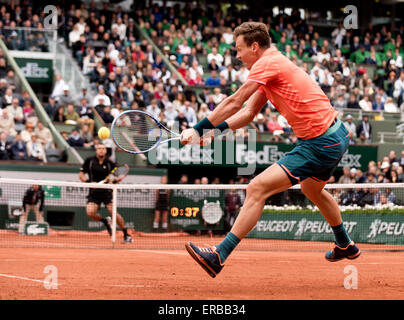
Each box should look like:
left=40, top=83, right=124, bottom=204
left=246, top=180, right=268, bottom=202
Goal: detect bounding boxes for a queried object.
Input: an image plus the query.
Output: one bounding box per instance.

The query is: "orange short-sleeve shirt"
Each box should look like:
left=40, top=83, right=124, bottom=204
left=248, top=47, right=338, bottom=139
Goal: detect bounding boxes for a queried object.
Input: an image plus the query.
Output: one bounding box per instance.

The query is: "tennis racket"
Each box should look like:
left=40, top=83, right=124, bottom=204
left=98, top=164, right=129, bottom=184
left=111, top=110, right=181, bottom=154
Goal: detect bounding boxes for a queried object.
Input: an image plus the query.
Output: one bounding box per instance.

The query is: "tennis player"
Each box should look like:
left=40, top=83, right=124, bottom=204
left=79, top=143, right=133, bottom=243
left=181, top=22, right=360, bottom=278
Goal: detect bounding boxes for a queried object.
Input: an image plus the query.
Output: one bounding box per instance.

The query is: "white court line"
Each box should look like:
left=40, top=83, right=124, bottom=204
left=0, top=273, right=62, bottom=286
left=0, top=273, right=150, bottom=289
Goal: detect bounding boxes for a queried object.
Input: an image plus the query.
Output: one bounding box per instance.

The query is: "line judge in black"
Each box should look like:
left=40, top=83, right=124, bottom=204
left=79, top=143, right=133, bottom=243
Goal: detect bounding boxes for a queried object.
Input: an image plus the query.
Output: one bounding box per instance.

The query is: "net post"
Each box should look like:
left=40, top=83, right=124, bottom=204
left=111, top=185, right=117, bottom=247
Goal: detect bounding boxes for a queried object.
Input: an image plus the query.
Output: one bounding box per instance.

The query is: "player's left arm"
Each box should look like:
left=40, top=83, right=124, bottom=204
left=224, top=89, right=268, bottom=130
left=181, top=80, right=262, bottom=144
left=208, top=80, right=262, bottom=126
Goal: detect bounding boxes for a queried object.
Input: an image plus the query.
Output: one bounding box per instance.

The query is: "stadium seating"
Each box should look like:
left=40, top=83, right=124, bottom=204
left=0, top=1, right=403, bottom=183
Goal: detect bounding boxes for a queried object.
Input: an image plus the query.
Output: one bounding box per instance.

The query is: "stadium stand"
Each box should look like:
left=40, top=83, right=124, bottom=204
left=0, top=1, right=403, bottom=184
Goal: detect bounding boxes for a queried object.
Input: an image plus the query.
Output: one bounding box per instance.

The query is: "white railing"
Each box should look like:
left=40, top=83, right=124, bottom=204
left=49, top=38, right=95, bottom=105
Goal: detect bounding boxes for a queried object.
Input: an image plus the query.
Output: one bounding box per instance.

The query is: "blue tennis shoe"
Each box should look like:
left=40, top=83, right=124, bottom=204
left=325, top=241, right=361, bottom=262
left=185, top=242, right=224, bottom=278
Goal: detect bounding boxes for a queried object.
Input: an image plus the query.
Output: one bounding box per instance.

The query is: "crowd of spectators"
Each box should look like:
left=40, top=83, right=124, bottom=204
left=327, top=149, right=404, bottom=206
left=0, top=46, right=57, bottom=162
left=49, top=1, right=403, bottom=145
left=1, top=1, right=404, bottom=160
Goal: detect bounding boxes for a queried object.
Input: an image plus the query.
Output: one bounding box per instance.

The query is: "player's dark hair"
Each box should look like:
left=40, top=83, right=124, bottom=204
left=234, top=22, right=271, bottom=48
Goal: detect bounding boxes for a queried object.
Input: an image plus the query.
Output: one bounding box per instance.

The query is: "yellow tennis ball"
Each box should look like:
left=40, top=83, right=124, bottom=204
left=98, top=127, right=110, bottom=140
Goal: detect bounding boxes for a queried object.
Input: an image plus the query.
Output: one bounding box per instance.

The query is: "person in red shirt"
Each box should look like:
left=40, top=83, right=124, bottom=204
left=181, top=22, right=360, bottom=278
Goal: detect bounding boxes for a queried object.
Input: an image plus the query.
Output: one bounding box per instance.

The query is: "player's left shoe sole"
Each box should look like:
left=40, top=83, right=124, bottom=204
left=185, top=243, right=218, bottom=278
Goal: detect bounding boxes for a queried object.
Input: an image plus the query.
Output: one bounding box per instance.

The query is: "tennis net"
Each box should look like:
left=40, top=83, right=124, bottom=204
left=0, top=178, right=403, bottom=252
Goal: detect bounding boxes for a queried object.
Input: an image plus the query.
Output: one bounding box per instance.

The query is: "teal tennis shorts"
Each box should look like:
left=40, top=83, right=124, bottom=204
left=277, top=118, right=349, bottom=185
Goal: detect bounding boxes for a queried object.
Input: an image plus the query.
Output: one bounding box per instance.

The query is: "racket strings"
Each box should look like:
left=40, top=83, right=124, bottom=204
left=113, top=113, right=162, bottom=152
left=113, top=166, right=128, bottom=177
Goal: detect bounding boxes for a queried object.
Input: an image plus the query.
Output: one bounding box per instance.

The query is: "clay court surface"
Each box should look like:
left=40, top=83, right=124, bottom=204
left=1, top=231, right=404, bottom=300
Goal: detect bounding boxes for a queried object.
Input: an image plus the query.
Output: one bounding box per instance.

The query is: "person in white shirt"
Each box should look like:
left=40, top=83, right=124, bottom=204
left=189, top=60, right=204, bottom=81
left=111, top=18, right=127, bottom=41
left=114, top=52, right=126, bottom=67
left=92, top=87, right=111, bottom=107
left=146, top=99, right=161, bottom=119
left=164, top=104, right=178, bottom=126
left=212, top=87, right=226, bottom=105
left=310, top=68, right=323, bottom=85
left=222, top=27, right=234, bottom=45
left=69, top=24, right=81, bottom=46
left=178, top=39, right=191, bottom=55
left=277, top=114, right=291, bottom=133
left=180, top=101, right=197, bottom=127
left=76, top=16, right=86, bottom=35
left=51, top=74, right=67, bottom=101
left=316, top=46, right=331, bottom=64
left=161, top=69, right=172, bottom=84
left=343, top=114, right=356, bottom=144
left=236, top=65, right=249, bottom=83
left=331, top=22, right=346, bottom=48
left=359, top=95, right=372, bottom=112
left=82, top=49, right=100, bottom=74
left=394, top=48, right=403, bottom=69
left=6, top=98, right=24, bottom=131
left=35, top=121, right=54, bottom=150
left=145, top=44, right=155, bottom=64
left=27, top=134, right=47, bottom=162
left=207, top=47, right=224, bottom=68
left=6, top=98, right=24, bottom=120
left=0, top=108, right=17, bottom=137
left=107, top=44, right=120, bottom=62
left=1, top=87, right=14, bottom=107
left=393, top=70, right=404, bottom=105
left=384, top=97, right=398, bottom=113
